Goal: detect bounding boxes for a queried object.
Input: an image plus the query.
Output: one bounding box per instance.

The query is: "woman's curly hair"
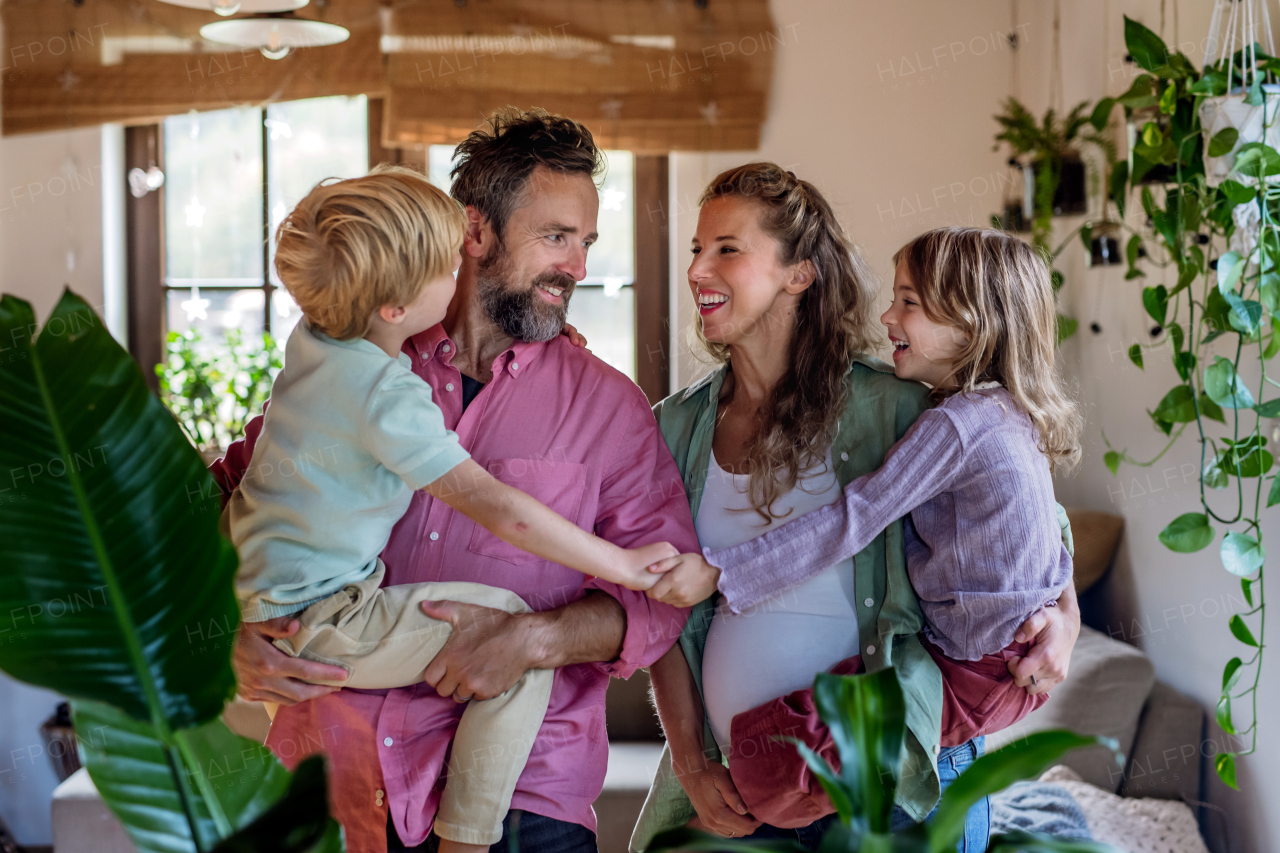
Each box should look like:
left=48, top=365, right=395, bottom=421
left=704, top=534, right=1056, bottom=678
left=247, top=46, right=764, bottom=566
left=695, top=163, right=881, bottom=522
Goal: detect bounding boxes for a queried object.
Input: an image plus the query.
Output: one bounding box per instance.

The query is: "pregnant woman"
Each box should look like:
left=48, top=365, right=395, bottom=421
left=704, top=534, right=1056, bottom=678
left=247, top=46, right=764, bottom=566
left=630, top=163, right=1081, bottom=852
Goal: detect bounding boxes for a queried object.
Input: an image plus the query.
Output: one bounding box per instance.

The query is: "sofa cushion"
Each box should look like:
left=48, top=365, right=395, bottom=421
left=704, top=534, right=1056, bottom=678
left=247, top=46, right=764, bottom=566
left=1063, top=508, right=1124, bottom=594
left=986, top=626, right=1154, bottom=792
left=1119, top=681, right=1205, bottom=802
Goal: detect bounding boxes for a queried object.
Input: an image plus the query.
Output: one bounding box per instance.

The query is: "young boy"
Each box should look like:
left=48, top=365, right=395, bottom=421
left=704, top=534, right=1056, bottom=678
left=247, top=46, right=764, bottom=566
left=227, top=166, right=675, bottom=852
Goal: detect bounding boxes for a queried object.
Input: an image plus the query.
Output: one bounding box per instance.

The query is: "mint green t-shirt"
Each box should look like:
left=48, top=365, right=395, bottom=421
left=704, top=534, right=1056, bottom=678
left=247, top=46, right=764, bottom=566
left=229, top=321, right=470, bottom=622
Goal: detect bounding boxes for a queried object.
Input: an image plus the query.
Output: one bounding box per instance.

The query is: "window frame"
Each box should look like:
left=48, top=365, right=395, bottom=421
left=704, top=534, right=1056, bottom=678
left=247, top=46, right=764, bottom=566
left=128, top=103, right=669, bottom=404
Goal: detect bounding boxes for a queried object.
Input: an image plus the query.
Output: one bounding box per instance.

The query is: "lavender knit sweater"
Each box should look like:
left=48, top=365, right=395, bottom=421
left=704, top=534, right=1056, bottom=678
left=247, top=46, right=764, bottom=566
left=706, top=387, right=1072, bottom=662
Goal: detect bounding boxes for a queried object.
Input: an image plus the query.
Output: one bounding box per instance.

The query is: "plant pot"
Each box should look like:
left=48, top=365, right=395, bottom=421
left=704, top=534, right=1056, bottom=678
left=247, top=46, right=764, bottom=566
left=1199, top=85, right=1280, bottom=186
left=1052, top=157, right=1088, bottom=215
left=996, top=201, right=1028, bottom=233
left=1090, top=234, right=1123, bottom=266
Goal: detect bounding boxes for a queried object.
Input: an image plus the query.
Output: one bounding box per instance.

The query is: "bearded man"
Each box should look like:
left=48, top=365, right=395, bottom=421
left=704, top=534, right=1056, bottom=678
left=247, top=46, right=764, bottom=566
left=212, top=108, right=696, bottom=853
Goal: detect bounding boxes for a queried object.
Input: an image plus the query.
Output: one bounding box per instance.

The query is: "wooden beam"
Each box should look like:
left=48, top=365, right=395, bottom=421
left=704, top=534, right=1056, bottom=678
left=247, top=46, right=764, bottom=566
left=125, top=124, right=165, bottom=394
left=633, top=154, right=669, bottom=405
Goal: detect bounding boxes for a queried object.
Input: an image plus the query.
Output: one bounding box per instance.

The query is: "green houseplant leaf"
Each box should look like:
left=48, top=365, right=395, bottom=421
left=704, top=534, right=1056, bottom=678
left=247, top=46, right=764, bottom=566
left=1205, top=356, right=1256, bottom=409
left=1221, top=532, right=1265, bottom=576
left=74, top=699, right=309, bottom=853
left=812, top=669, right=906, bottom=833
left=0, top=290, right=240, bottom=725
left=926, top=732, right=1116, bottom=853
left=0, top=291, right=342, bottom=853
left=1158, top=513, right=1215, bottom=552
left=1125, top=17, right=1169, bottom=73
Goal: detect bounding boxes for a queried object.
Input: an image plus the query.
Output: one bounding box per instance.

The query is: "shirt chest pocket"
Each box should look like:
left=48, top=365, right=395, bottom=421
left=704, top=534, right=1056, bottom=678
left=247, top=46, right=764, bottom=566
left=467, top=458, right=589, bottom=565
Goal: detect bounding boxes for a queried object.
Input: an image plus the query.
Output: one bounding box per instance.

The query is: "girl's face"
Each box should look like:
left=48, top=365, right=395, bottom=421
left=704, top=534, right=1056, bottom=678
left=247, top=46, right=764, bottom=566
left=688, top=196, right=812, bottom=345
left=880, top=260, right=968, bottom=388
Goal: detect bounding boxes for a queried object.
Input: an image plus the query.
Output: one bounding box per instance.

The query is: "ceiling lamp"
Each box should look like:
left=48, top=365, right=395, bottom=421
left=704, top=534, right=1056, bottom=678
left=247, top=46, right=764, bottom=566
left=156, top=0, right=309, bottom=17
left=200, top=12, right=349, bottom=60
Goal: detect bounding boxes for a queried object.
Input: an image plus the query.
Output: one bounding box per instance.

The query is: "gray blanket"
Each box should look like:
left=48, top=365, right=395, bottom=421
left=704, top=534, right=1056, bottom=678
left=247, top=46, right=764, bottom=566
left=990, top=781, right=1092, bottom=840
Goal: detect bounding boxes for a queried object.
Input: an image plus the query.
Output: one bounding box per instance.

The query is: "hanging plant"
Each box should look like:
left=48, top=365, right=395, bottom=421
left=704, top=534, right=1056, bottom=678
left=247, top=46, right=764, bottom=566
left=1092, top=15, right=1277, bottom=791
left=993, top=98, right=1118, bottom=341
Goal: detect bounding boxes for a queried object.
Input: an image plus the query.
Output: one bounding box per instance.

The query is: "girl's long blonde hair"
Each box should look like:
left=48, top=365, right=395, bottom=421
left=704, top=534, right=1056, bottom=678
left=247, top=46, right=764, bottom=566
left=695, top=163, right=881, bottom=522
left=893, top=226, right=1082, bottom=471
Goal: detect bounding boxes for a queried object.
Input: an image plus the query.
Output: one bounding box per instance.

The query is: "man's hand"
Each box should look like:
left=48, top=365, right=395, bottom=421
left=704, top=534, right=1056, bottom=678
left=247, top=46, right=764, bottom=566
left=647, top=553, right=721, bottom=607
left=680, top=762, right=761, bottom=838
left=421, top=600, right=544, bottom=702
left=233, top=617, right=349, bottom=705
left=1008, top=585, right=1081, bottom=695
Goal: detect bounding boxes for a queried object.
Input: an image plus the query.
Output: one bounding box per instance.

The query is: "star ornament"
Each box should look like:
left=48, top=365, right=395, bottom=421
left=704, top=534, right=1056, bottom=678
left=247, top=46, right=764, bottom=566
left=181, top=295, right=210, bottom=321
left=601, top=187, right=626, bottom=212
left=185, top=196, right=206, bottom=228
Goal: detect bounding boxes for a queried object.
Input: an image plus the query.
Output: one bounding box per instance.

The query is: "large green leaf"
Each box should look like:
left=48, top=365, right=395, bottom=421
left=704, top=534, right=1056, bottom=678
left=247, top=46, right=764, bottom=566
left=74, top=699, right=302, bottom=853
left=1125, top=17, right=1169, bottom=71
left=927, top=732, right=1117, bottom=853
left=0, top=290, right=240, bottom=726
left=646, top=827, right=811, bottom=853
left=813, top=670, right=905, bottom=834
left=212, top=755, right=344, bottom=853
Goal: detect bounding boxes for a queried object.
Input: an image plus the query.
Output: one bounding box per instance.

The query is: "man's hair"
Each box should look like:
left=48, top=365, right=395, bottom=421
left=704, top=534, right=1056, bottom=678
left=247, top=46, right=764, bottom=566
left=450, top=107, right=603, bottom=240
left=273, top=165, right=465, bottom=340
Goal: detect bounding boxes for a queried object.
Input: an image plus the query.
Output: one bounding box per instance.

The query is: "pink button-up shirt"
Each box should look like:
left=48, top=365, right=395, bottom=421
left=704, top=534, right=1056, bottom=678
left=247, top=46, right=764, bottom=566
left=211, top=325, right=695, bottom=852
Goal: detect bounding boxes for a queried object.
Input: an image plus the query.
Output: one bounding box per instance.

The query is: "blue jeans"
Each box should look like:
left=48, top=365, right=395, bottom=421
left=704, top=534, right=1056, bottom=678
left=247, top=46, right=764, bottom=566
left=741, top=737, right=990, bottom=853
left=388, top=810, right=598, bottom=853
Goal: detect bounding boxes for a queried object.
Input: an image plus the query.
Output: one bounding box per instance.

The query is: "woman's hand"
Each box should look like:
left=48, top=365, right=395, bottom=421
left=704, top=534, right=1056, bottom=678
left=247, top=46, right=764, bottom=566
left=679, top=760, right=761, bottom=838
left=1008, top=584, right=1081, bottom=695
left=647, top=553, right=721, bottom=607
left=561, top=323, right=590, bottom=349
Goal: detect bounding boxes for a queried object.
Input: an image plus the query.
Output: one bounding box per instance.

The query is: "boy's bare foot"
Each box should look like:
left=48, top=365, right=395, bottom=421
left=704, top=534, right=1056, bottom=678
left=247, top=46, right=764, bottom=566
left=436, top=838, right=490, bottom=853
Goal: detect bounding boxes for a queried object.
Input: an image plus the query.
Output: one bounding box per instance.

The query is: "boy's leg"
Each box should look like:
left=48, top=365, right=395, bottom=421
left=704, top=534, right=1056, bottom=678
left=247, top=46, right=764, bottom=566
left=278, top=571, right=554, bottom=845
left=426, top=587, right=554, bottom=847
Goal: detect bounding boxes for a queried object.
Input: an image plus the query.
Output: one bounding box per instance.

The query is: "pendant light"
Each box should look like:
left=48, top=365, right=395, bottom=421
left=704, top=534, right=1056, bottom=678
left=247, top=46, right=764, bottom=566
left=155, top=0, right=308, bottom=17
left=200, top=11, right=349, bottom=60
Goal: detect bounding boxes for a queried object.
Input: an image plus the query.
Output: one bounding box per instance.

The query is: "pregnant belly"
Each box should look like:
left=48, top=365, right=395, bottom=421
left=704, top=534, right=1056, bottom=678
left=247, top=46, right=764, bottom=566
left=701, top=563, right=859, bottom=752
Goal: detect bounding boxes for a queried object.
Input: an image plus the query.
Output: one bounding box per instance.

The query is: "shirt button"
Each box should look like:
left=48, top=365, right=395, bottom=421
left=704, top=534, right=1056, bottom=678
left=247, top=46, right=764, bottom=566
left=383, top=737, right=394, bottom=747
left=511, top=361, right=520, bottom=371
left=442, top=343, right=451, bottom=353
left=933, top=743, right=941, bottom=755
left=430, top=532, right=439, bottom=541
left=375, top=789, right=385, bottom=798
left=840, top=452, right=849, bottom=462
left=866, top=645, right=876, bottom=656
left=863, top=597, right=874, bottom=607
left=445, top=383, right=455, bottom=392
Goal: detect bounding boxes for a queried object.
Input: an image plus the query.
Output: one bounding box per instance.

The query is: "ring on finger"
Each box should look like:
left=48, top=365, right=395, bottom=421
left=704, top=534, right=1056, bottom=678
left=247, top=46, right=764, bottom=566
left=1029, top=674, right=1037, bottom=685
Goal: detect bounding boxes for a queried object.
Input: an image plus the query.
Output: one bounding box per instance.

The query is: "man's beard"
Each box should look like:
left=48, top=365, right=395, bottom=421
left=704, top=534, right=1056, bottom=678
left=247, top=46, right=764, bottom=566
left=476, top=246, right=575, bottom=342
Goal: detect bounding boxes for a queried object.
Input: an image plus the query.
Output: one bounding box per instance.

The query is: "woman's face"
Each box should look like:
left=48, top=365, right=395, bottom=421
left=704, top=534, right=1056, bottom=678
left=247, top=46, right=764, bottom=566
left=688, top=196, right=811, bottom=346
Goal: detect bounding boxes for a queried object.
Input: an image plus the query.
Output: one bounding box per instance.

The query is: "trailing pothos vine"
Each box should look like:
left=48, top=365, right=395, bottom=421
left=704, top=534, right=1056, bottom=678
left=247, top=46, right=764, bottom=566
left=1095, top=17, right=1277, bottom=790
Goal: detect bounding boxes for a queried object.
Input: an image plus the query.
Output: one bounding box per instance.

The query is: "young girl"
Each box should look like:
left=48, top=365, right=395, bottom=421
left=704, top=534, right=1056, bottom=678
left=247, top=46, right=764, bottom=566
left=648, top=225, right=1081, bottom=747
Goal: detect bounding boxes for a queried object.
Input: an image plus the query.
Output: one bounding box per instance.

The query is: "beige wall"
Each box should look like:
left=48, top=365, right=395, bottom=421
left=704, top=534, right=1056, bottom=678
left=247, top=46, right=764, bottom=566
left=670, top=2, right=1275, bottom=850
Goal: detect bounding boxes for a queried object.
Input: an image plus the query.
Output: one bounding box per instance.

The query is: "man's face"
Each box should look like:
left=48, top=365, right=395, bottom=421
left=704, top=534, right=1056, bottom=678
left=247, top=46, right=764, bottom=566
left=476, top=167, right=600, bottom=342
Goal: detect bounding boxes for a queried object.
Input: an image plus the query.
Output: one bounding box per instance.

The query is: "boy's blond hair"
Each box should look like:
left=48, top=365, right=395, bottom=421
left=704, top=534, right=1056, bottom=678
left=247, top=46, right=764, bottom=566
left=893, top=226, right=1083, bottom=472
left=274, top=165, right=466, bottom=340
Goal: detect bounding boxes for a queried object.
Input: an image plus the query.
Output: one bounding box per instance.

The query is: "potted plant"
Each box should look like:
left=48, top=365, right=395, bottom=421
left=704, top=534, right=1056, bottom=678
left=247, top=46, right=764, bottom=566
left=1091, top=15, right=1275, bottom=791
left=0, top=290, right=342, bottom=853
left=646, top=668, right=1118, bottom=853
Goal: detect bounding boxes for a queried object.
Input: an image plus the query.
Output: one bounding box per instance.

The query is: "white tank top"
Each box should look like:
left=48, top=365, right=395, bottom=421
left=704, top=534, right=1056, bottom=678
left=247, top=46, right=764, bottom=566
left=698, top=449, right=859, bottom=752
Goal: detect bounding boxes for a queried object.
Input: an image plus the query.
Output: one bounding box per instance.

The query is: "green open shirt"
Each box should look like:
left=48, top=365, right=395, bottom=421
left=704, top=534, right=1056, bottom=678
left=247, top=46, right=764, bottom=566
left=629, top=355, right=1073, bottom=850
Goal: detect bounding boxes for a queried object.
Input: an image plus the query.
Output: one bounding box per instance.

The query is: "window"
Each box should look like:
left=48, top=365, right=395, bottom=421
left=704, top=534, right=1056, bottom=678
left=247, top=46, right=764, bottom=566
left=428, top=146, right=639, bottom=380
left=163, top=95, right=369, bottom=353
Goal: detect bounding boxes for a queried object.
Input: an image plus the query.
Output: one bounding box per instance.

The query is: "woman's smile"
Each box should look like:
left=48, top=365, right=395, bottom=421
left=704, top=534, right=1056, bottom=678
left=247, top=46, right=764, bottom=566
left=697, top=289, right=729, bottom=315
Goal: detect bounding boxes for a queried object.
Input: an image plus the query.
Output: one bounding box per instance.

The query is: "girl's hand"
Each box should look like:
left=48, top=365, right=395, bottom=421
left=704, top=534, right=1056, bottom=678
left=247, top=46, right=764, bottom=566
left=680, top=761, right=760, bottom=838
left=561, top=323, right=590, bottom=349
left=607, top=541, right=679, bottom=591
left=647, top=554, right=721, bottom=607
